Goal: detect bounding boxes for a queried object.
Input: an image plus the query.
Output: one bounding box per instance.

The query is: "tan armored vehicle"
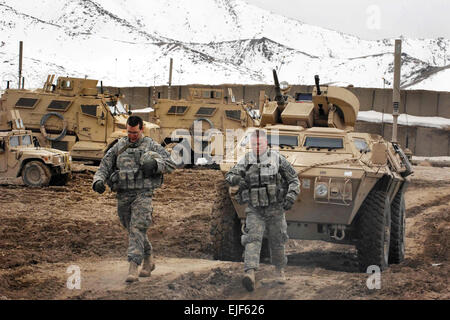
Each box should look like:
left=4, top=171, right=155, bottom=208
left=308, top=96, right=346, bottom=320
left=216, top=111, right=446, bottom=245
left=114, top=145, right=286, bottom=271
left=151, top=87, right=259, bottom=165
left=0, top=129, right=71, bottom=186
left=0, top=76, right=161, bottom=161
left=212, top=70, right=413, bottom=271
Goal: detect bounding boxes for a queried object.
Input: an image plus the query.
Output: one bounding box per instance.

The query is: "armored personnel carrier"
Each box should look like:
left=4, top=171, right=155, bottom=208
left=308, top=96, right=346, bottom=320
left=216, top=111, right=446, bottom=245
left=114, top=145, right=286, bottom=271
left=0, top=129, right=71, bottom=186
left=151, top=87, right=259, bottom=165
left=211, top=70, right=413, bottom=271
left=0, top=75, right=161, bottom=161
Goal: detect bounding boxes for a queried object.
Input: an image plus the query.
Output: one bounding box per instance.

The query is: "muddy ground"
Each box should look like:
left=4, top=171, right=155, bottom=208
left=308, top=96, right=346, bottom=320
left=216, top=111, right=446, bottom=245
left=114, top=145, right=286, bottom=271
left=0, top=164, right=448, bottom=300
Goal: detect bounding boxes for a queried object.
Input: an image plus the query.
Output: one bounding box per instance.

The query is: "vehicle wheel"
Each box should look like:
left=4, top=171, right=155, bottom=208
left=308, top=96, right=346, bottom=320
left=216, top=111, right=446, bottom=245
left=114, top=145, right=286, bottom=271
left=356, top=190, right=391, bottom=272
left=50, top=173, right=70, bottom=186
left=389, top=189, right=406, bottom=264
left=210, top=180, right=244, bottom=261
left=22, top=161, right=51, bottom=187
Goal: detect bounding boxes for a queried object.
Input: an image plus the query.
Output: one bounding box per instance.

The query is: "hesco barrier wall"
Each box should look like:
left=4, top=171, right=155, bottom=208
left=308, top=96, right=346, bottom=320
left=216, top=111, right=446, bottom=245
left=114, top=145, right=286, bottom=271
left=104, top=85, right=450, bottom=157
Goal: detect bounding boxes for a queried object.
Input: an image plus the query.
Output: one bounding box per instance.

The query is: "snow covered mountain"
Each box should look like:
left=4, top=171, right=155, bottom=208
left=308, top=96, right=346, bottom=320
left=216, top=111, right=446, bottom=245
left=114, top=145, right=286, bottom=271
left=0, top=0, right=449, bottom=90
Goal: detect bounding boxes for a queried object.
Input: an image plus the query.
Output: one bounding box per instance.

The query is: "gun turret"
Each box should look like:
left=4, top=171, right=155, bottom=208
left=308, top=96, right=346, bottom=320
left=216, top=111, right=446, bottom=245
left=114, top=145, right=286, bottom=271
left=260, top=73, right=360, bottom=130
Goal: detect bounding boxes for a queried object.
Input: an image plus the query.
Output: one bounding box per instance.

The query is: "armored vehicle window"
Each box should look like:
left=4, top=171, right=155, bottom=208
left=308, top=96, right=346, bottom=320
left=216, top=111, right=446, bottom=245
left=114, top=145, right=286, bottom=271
left=15, top=98, right=38, bottom=108
left=196, top=107, right=216, bottom=116
left=21, top=135, right=32, bottom=146
left=304, top=137, right=343, bottom=149
left=225, top=110, right=241, bottom=121
left=59, top=80, right=73, bottom=89
left=202, top=91, right=211, bottom=99
left=106, top=100, right=127, bottom=114
left=81, top=105, right=98, bottom=117
left=353, top=138, right=369, bottom=151
left=47, top=100, right=72, bottom=111
left=9, top=136, right=19, bottom=147
left=167, top=106, right=188, bottom=115
left=295, top=93, right=312, bottom=101
left=214, top=91, right=222, bottom=98
left=268, top=134, right=299, bottom=147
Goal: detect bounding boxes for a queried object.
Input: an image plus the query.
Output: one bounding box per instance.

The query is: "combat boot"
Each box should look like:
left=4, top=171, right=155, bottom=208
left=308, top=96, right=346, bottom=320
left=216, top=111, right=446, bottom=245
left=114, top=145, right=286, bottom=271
left=242, top=269, right=256, bottom=292
left=139, top=255, right=156, bottom=277
left=125, top=261, right=139, bottom=283
left=274, top=267, right=286, bottom=284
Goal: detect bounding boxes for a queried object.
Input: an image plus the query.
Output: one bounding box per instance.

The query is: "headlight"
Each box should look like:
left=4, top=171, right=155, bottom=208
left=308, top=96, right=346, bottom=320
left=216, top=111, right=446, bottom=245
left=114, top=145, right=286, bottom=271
left=56, top=156, right=62, bottom=164
left=315, top=183, right=328, bottom=197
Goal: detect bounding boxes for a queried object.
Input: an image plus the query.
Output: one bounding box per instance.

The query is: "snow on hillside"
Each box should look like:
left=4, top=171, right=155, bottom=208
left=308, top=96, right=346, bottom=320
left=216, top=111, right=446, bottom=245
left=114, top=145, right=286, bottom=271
left=0, top=0, right=448, bottom=91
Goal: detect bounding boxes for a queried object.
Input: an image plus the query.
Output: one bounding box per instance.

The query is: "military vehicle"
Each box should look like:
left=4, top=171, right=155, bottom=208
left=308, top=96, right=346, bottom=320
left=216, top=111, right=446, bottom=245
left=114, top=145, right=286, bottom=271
left=0, top=129, right=71, bottom=186
left=211, top=68, right=413, bottom=272
left=0, top=75, right=161, bottom=161
left=150, top=87, right=259, bottom=165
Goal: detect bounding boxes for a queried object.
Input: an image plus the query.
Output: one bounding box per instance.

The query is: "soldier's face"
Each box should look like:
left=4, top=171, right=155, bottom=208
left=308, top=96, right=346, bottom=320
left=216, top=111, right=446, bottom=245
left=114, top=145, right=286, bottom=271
left=251, top=136, right=268, bottom=156
left=127, top=124, right=143, bottom=142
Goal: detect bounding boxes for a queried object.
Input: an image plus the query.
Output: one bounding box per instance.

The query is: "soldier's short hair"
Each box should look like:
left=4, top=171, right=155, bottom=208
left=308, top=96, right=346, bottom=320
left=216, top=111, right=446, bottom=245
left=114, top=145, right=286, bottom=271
left=127, top=115, right=144, bottom=129
left=250, top=129, right=267, bottom=141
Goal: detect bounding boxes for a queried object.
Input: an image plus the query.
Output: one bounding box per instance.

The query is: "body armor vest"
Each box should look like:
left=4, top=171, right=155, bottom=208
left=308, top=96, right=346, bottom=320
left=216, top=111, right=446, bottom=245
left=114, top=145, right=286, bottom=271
left=238, top=152, right=288, bottom=207
left=112, top=138, right=161, bottom=191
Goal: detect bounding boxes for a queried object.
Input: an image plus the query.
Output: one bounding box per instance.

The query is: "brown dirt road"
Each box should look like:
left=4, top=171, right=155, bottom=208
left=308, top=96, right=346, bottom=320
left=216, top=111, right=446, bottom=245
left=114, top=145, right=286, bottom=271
left=0, top=165, right=448, bottom=300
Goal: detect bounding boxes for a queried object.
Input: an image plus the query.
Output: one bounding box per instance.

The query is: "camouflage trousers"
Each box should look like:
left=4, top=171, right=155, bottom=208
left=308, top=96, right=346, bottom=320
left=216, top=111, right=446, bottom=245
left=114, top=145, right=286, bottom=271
left=241, top=204, right=289, bottom=271
left=116, top=190, right=153, bottom=265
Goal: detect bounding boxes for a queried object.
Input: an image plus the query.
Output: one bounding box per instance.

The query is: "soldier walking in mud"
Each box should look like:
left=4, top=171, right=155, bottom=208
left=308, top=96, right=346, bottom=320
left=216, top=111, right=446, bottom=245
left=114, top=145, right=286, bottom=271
left=225, top=129, right=300, bottom=291
left=92, top=115, right=175, bottom=282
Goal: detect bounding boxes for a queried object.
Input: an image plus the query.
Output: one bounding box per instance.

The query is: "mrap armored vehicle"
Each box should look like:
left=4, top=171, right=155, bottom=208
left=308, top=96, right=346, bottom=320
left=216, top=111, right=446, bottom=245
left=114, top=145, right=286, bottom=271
left=150, top=87, right=259, bottom=165
left=212, top=70, right=413, bottom=272
left=0, top=75, right=161, bottom=161
left=0, top=129, right=71, bottom=186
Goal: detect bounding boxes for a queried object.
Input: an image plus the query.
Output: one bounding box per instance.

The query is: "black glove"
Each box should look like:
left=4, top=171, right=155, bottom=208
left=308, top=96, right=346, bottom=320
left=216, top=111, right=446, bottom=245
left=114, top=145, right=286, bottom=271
left=93, top=180, right=106, bottom=194
left=283, top=194, right=296, bottom=211
left=142, top=158, right=158, bottom=177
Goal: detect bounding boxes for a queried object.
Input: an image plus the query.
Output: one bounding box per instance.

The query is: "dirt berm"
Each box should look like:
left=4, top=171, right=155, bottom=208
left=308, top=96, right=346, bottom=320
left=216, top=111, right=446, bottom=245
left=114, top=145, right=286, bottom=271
left=0, top=165, right=448, bottom=300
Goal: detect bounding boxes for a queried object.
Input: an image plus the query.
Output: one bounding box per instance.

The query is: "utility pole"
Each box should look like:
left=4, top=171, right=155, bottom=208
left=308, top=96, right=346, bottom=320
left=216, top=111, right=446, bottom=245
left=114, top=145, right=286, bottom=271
left=392, top=39, right=402, bottom=143
left=168, top=58, right=173, bottom=100
left=18, top=41, right=23, bottom=89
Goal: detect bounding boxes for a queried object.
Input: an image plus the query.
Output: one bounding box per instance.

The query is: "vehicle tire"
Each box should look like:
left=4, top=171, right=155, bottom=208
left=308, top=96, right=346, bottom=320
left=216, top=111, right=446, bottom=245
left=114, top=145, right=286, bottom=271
left=50, top=173, right=70, bottom=186
left=22, top=161, right=52, bottom=187
left=356, top=190, right=391, bottom=272
left=40, top=112, right=67, bottom=141
left=210, top=180, right=244, bottom=261
left=389, top=189, right=406, bottom=264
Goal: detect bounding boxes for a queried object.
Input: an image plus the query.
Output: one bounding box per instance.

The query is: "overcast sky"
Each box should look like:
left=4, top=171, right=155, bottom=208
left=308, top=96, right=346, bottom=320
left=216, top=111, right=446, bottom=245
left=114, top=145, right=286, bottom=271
left=245, top=0, right=450, bottom=40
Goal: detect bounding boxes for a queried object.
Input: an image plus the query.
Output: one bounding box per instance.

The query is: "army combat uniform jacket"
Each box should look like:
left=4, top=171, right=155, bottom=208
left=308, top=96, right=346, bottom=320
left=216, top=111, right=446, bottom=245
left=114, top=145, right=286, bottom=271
left=93, top=136, right=175, bottom=265
left=225, top=149, right=300, bottom=271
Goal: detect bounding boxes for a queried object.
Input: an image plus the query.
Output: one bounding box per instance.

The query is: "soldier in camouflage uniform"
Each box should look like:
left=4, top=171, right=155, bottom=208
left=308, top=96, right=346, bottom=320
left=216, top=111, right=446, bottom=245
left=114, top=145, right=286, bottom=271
left=225, top=129, right=300, bottom=291
left=92, top=116, right=175, bottom=282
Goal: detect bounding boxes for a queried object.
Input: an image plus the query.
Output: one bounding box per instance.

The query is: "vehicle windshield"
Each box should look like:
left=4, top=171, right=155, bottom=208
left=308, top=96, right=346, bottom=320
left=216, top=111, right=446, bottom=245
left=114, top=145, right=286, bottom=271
left=21, top=135, right=33, bottom=146
left=106, top=99, right=127, bottom=115
left=268, top=134, right=298, bottom=147
left=239, top=132, right=298, bottom=148
left=304, top=136, right=344, bottom=149
left=9, top=136, right=19, bottom=147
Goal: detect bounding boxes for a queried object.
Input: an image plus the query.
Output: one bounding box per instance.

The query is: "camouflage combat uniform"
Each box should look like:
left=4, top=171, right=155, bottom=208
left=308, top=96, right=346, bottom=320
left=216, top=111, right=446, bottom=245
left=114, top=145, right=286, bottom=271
left=225, top=149, right=300, bottom=271
left=93, top=136, right=175, bottom=265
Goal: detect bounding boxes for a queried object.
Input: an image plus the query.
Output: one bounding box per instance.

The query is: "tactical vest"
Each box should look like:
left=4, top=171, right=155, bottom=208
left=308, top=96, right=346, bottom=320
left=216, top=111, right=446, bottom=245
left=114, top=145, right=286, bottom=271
left=110, top=138, right=162, bottom=191
left=237, top=152, right=288, bottom=207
